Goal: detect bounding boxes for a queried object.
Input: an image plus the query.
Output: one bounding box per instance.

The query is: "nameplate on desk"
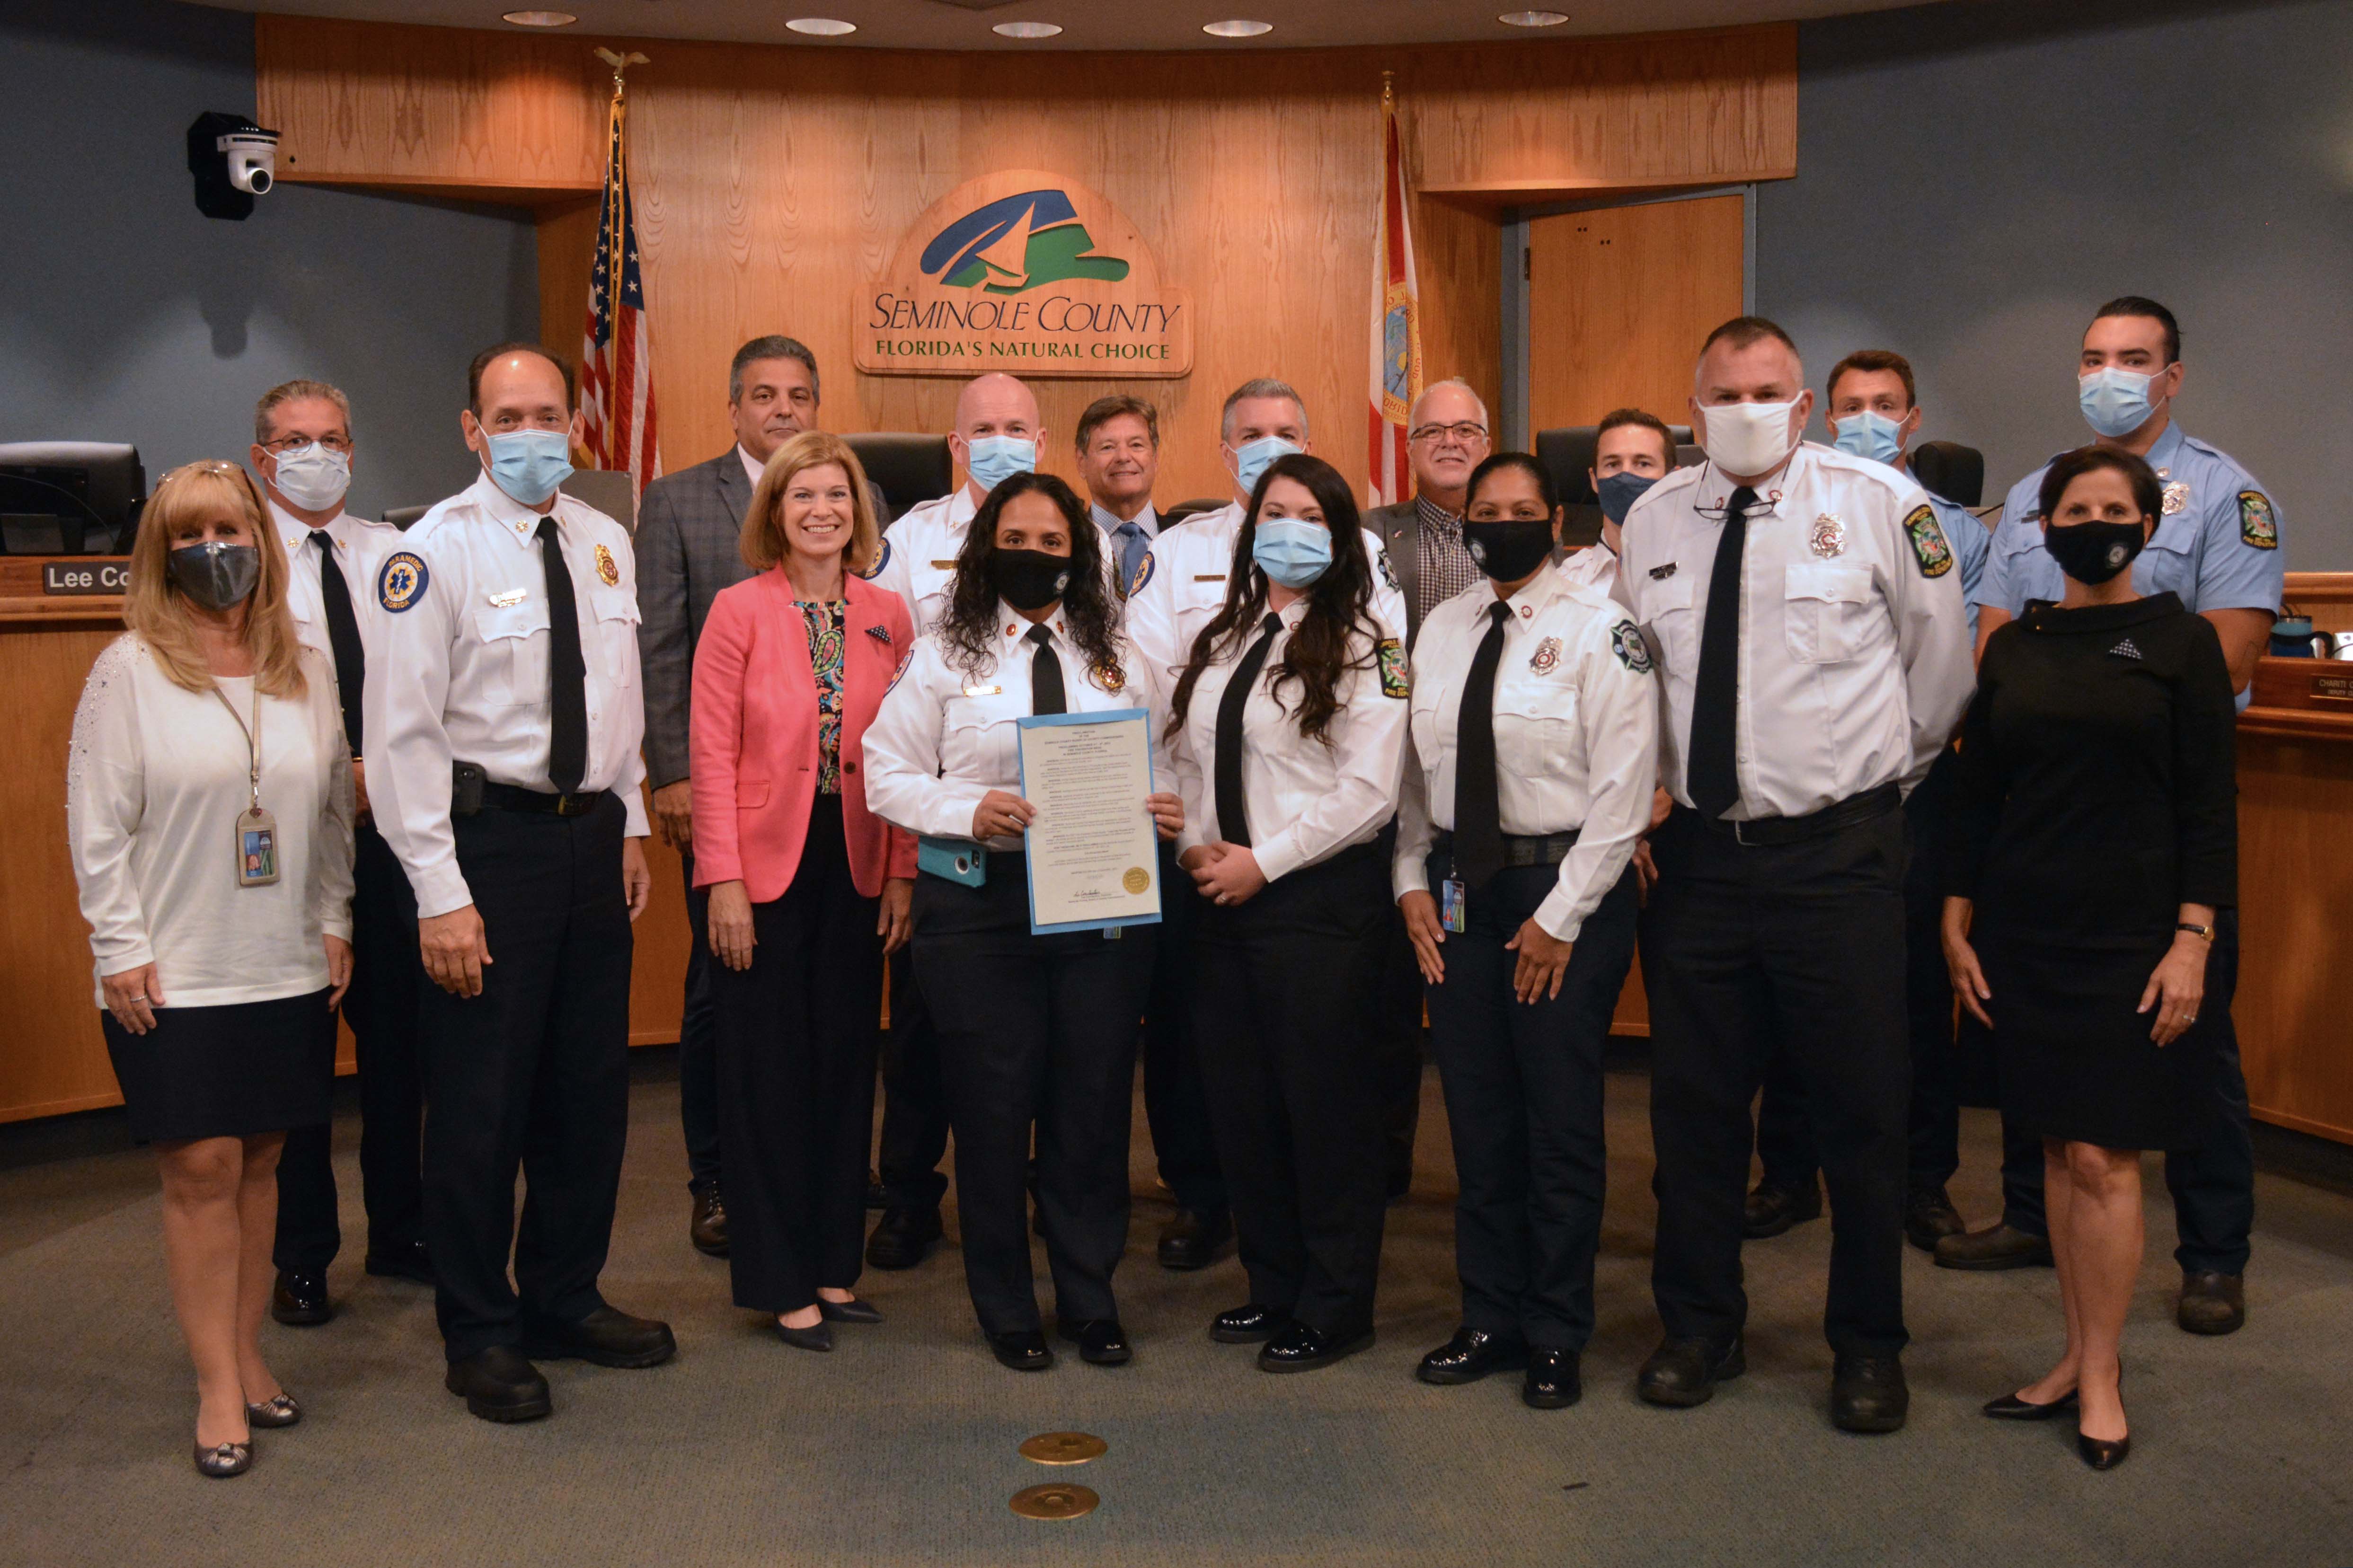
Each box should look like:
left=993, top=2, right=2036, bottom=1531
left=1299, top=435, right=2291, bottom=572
left=41, top=561, right=130, bottom=595
left=2312, top=673, right=2353, bottom=704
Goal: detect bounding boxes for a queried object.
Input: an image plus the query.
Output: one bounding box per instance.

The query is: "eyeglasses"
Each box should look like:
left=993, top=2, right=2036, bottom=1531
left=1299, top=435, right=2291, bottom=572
left=258, top=435, right=354, bottom=456
left=1407, top=423, right=1489, bottom=447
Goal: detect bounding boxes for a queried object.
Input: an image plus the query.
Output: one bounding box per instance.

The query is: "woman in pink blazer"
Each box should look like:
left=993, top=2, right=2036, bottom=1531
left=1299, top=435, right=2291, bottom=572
left=690, top=432, right=916, bottom=1353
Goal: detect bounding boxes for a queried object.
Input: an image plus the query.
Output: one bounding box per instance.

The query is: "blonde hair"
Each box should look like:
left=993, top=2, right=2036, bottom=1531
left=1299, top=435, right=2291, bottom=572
left=125, top=461, right=307, bottom=699
left=740, top=432, right=881, bottom=576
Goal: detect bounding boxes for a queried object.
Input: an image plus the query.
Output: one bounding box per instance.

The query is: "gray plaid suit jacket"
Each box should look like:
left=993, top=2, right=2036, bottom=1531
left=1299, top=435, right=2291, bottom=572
left=637, top=452, right=756, bottom=791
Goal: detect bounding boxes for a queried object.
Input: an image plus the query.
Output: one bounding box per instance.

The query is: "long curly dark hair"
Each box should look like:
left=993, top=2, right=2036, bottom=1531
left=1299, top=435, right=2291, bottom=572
left=936, top=470, right=1124, bottom=683
left=1169, top=453, right=1379, bottom=747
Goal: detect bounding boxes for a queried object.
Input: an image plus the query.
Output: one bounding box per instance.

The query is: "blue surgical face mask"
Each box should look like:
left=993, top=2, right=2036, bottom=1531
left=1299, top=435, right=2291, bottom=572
left=2079, top=366, right=2161, bottom=440
left=964, top=434, right=1036, bottom=495
left=1595, top=471, right=1658, bottom=527
left=1831, top=409, right=1905, bottom=465
left=1251, top=517, right=1332, bottom=588
left=1230, top=435, right=1302, bottom=498
left=484, top=428, right=574, bottom=506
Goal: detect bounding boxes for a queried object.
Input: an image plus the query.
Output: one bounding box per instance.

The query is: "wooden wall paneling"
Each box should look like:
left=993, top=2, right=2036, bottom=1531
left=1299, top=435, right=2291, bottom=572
left=2234, top=732, right=2353, bottom=1142
left=535, top=196, right=602, bottom=386
left=629, top=834, right=690, bottom=1047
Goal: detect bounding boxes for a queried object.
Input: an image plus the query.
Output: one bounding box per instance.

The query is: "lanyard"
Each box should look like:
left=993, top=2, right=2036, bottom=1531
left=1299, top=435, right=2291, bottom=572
left=211, top=679, right=265, bottom=815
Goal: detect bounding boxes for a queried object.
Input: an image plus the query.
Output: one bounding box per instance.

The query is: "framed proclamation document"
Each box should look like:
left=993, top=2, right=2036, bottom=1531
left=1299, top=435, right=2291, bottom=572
left=1015, top=709, right=1163, bottom=935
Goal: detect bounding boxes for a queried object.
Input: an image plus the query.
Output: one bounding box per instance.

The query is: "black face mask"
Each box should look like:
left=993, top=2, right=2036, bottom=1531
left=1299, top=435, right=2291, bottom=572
left=2043, top=519, right=2147, bottom=586
left=990, top=546, right=1073, bottom=612
left=167, top=541, right=262, bottom=611
left=1462, top=517, right=1557, bottom=583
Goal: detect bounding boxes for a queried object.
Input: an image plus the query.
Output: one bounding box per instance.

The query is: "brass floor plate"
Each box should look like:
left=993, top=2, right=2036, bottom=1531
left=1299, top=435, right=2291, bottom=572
left=1018, top=1431, right=1108, bottom=1465
left=1009, top=1483, right=1099, bottom=1521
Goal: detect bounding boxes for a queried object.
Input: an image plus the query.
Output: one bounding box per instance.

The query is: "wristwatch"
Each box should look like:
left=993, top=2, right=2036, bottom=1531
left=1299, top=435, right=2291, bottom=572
left=2176, top=922, right=2215, bottom=942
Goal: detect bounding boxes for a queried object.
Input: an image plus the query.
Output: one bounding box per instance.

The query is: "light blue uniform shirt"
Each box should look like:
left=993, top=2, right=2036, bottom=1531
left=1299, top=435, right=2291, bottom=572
left=1922, top=487, right=1989, bottom=639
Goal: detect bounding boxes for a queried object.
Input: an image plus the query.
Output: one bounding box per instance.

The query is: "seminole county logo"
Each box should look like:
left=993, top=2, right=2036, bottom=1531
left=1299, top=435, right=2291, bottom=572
left=859, top=169, right=1192, bottom=379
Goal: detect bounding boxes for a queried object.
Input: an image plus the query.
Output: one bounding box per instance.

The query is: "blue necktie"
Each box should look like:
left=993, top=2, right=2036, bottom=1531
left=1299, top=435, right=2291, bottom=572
left=1114, top=521, right=1150, bottom=597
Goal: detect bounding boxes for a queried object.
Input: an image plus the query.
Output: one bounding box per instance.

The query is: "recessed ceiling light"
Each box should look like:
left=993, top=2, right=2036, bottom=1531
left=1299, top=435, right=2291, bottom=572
left=786, top=17, right=857, bottom=35
left=1499, top=9, right=1570, bottom=24
left=501, top=9, right=576, bottom=25
left=1202, top=19, right=1274, bottom=37
left=991, top=20, right=1062, bottom=37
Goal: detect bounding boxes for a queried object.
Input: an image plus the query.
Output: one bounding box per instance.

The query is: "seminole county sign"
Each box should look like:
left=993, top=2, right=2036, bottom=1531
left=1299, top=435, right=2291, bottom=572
left=855, top=170, right=1194, bottom=379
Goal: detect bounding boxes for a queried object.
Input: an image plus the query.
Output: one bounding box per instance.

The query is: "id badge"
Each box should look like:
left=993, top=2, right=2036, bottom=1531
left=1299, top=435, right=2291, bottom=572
left=236, top=808, right=281, bottom=888
left=1439, top=877, right=1466, bottom=934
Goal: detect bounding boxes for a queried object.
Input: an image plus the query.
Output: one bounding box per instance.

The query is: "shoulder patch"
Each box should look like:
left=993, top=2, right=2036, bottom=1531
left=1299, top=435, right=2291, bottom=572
left=1128, top=549, right=1155, bottom=598
left=2238, top=490, right=2278, bottom=550
left=858, top=536, right=893, bottom=581
left=1376, top=636, right=1410, bottom=699
left=1377, top=548, right=1400, bottom=594
left=377, top=551, right=429, bottom=613
left=1902, top=504, right=1954, bottom=579
left=1610, top=619, right=1654, bottom=675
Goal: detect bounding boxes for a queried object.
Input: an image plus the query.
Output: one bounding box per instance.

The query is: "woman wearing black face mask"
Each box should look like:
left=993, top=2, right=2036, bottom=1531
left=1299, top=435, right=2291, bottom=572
left=864, top=470, right=1183, bottom=1371
left=1941, top=446, right=2237, bottom=1471
left=1394, top=452, right=1657, bottom=1408
left=66, top=461, right=355, bottom=1477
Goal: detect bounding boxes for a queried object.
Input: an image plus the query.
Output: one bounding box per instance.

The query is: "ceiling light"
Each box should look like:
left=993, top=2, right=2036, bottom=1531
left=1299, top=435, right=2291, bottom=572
left=1202, top=19, right=1274, bottom=37
left=786, top=17, right=857, bottom=34
left=501, top=9, right=576, bottom=24
left=1499, top=9, right=1569, bottom=23
left=991, top=20, right=1063, bottom=37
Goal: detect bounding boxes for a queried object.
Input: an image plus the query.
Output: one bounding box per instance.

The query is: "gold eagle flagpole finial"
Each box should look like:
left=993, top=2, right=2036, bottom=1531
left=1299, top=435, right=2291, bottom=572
left=594, top=46, right=650, bottom=94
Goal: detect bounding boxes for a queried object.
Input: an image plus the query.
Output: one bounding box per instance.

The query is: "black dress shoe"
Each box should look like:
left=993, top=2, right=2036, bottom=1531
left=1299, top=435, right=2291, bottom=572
left=1258, top=1320, right=1372, bottom=1373
left=690, top=1185, right=729, bottom=1258
left=1903, top=1185, right=1966, bottom=1252
left=363, top=1239, right=435, bottom=1287
left=1058, top=1318, right=1132, bottom=1366
left=988, top=1330, right=1054, bottom=1372
left=2077, top=1430, right=2131, bottom=1470
left=1210, top=1302, right=1289, bottom=1344
left=521, top=1306, right=676, bottom=1369
left=817, top=1296, right=883, bottom=1325
left=244, top=1392, right=302, bottom=1428
left=193, top=1439, right=252, bottom=1478
left=1523, top=1348, right=1582, bottom=1409
left=865, top=1207, right=943, bottom=1270
left=445, top=1346, right=551, bottom=1423
left=1933, top=1222, right=2053, bottom=1271
left=1156, top=1209, right=1233, bottom=1271
left=2178, top=1270, right=2246, bottom=1335
left=774, top=1318, right=833, bottom=1353
left=1830, top=1353, right=1908, bottom=1433
left=1415, top=1326, right=1529, bottom=1386
left=1742, top=1180, right=1822, bottom=1239
left=270, top=1269, right=332, bottom=1327
left=1636, top=1335, right=1745, bottom=1408
left=1982, top=1386, right=2079, bottom=1420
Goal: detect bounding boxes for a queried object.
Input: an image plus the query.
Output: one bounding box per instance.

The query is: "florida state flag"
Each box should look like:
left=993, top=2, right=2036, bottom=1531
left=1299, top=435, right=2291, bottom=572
left=1367, top=78, right=1423, bottom=509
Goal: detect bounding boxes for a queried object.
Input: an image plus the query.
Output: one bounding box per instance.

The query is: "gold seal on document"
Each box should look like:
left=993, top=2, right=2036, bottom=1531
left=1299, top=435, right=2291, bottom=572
left=1010, top=1483, right=1099, bottom=1520
left=1019, top=1431, right=1108, bottom=1465
left=1121, top=866, right=1150, bottom=895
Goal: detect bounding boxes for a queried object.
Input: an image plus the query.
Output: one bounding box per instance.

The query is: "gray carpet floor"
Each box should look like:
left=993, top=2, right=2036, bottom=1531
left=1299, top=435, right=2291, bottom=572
left=4, top=1060, right=2350, bottom=1568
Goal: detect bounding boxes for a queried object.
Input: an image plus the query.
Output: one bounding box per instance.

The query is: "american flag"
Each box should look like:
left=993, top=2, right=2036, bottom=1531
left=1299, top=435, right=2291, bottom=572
left=1366, top=79, right=1421, bottom=510
left=579, top=79, right=661, bottom=504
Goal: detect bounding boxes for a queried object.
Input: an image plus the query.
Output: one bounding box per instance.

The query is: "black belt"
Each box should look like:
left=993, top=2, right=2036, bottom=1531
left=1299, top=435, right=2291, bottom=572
left=1431, top=827, right=1583, bottom=869
left=1695, top=782, right=1900, bottom=846
left=479, top=781, right=609, bottom=818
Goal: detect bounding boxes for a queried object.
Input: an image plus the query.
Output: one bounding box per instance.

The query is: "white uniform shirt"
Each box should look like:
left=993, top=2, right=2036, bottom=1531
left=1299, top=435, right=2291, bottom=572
left=365, top=473, right=651, bottom=919
left=1167, top=599, right=1408, bottom=884
left=67, top=636, right=355, bottom=1005
left=1614, top=443, right=1973, bottom=820
left=869, top=487, right=979, bottom=640
left=864, top=604, right=1173, bottom=849
left=1395, top=569, right=1657, bottom=941
left=1556, top=541, right=1619, bottom=597
left=269, top=499, right=398, bottom=730
left=1122, top=502, right=1410, bottom=679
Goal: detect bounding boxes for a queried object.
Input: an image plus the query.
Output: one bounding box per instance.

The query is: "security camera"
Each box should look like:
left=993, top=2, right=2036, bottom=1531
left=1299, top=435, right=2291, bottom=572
left=186, top=112, right=283, bottom=220
left=219, top=130, right=278, bottom=194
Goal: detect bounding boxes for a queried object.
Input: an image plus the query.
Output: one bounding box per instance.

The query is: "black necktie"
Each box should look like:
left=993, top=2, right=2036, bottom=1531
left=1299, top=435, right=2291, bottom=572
left=310, top=529, right=365, bottom=755
left=1452, top=599, right=1512, bottom=892
left=1026, top=623, right=1066, bottom=715
left=1213, top=612, right=1284, bottom=847
left=1688, top=484, right=1756, bottom=821
left=536, top=516, right=589, bottom=794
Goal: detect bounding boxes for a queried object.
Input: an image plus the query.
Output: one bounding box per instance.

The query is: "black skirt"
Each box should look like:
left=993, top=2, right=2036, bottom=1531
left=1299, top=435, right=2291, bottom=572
left=101, top=990, right=337, bottom=1144
left=1980, top=936, right=2205, bottom=1153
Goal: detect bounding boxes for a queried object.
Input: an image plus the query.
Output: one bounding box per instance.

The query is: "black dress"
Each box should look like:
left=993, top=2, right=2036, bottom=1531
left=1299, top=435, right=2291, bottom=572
left=1944, top=593, right=2238, bottom=1151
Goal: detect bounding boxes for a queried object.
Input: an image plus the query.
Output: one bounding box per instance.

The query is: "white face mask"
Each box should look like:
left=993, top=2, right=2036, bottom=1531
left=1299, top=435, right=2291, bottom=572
left=1698, top=400, right=1801, bottom=479
left=270, top=442, right=352, bottom=513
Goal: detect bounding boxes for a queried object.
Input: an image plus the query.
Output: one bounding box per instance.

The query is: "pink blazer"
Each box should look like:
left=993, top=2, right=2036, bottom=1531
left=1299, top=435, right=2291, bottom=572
left=688, top=569, right=918, bottom=902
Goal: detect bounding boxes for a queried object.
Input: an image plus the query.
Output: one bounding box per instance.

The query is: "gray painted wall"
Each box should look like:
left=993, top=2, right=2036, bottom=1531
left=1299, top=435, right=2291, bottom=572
left=0, top=0, right=540, bottom=527
left=1759, top=0, right=2352, bottom=568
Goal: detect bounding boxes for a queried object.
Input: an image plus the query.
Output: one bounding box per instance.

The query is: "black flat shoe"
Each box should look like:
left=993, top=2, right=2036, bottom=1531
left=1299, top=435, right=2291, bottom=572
left=1523, top=1348, right=1582, bottom=1409
left=865, top=1207, right=943, bottom=1270
left=1415, top=1327, right=1528, bottom=1386
left=1058, top=1318, right=1132, bottom=1366
left=1742, top=1180, right=1822, bottom=1239
left=244, top=1392, right=302, bottom=1428
left=1831, top=1353, right=1908, bottom=1434
left=1636, top=1335, right=1745, bottom=1408
left=1257, top=1321, right=1372, bottom=1373
left=817, top=1297, right=883, bottom=1325
left=773, top=1319, right=833, bottom=1353
left=194, top=1439, right=252, bottom=1478
left=444, top=1346, right=551, bottom=1423
left=270, top=1269, right=332, bottom=1327
left=2077, top=1431, right=2131, bottom=1470
left=363, top=1239, right=436, bottom=1287
left=989, top=1330, right=1054, bottom=1372
left=1983, top=1387, right=2079, bottom=1420
left=1210, top=1303, right=1288, bottom=1344
left=1157, top=1210, right=1233, bottom=1271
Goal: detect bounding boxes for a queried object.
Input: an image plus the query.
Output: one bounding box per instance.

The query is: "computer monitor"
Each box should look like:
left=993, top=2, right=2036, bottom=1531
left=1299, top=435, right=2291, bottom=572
left=0, top=442, right=145, bottom=555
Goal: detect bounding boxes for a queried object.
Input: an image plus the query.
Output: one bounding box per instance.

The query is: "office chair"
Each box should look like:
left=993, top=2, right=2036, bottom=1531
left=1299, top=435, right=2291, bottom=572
left=1909, top=440, right=1985, bottom=509
left=844, top=434, right=953, bottom=524
left=1535, top=423, right=1695, bottom=549
left=1160, top=498, right=1228, bottom=527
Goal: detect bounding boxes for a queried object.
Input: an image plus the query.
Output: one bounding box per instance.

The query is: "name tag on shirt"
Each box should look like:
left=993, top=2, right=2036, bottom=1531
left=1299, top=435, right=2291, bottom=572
left=963, top=683, right=1003, bottom=697
left=930, top=559, right=958, bottom=569
left=1193, top=573, right=1227, bottom=582
left=487, top=588, right=527, bottom=608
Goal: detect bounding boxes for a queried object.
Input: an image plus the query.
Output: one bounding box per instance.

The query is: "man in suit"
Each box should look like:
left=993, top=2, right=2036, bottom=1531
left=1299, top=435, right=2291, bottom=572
left=637, top=334, right=874, bottom=1257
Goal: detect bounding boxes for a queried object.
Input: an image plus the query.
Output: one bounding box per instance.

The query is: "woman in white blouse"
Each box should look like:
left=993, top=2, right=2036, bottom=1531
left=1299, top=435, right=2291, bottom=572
left=67, top=461, right=354, bottom=1479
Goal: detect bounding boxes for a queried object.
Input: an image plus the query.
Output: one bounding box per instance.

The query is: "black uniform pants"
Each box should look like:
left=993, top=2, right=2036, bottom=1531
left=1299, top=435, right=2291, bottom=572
left=677, top=848, right=721, bottom=1196
left=710, top=797, right=881, bottom=1314
left=914, top=859, right=1153, bottom=1335
left=1141, top=836, right=1227, bottom=1218
left=420, top=794, right=633, bottom=1362
left=876, top=948, right=950, bottom=1213
left=1642, top=803, right=1910, bottom=1359
left=1194, top=843, right=1392, bottom=1340
left=1427, top=857, right=1638, bottom=1351
left=274, top=820, right=425, bottom=1274
left=1375, top=866, right=1429, bottom=1188
left=1752, top=755, right=1963, bottom=1196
